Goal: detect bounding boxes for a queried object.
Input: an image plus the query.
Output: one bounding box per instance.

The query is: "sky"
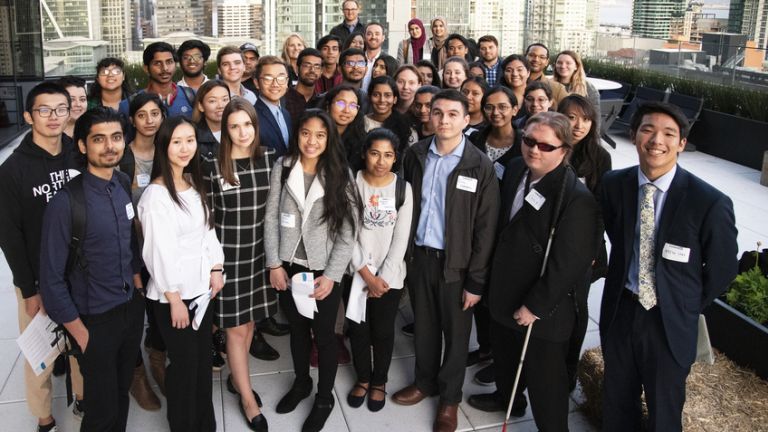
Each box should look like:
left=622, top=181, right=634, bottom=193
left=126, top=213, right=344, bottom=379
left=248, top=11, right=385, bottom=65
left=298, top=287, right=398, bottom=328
left=598, top=0, right=731, bottom=26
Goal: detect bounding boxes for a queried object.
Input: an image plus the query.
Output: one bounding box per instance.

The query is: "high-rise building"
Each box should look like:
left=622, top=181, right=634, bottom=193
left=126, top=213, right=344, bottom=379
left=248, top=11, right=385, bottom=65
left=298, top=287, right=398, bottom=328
left=729, top=0, right=768, bottom=50
left=217, top=0, right=263, bottom=41
left=41, top=0, right=101, bottom=40
left=632, top=0, right=686, bottom=39
left=101, top=0, right=132, bottom=57
left=415, top=0, right=471, bottom=38
left=154, top=0, right=207, bottom=37
left=520, top=0, right=599, bottom=56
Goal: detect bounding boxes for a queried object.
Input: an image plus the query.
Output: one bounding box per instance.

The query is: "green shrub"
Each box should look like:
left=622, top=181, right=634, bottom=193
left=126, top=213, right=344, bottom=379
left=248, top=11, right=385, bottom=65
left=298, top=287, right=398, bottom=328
left=726, top=247, right=768, bottom=325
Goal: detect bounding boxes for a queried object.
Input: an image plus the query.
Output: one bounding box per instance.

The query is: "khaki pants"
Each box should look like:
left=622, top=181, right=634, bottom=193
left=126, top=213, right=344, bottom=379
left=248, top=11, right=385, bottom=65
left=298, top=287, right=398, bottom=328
left=16, top=288, right=84, bottom=418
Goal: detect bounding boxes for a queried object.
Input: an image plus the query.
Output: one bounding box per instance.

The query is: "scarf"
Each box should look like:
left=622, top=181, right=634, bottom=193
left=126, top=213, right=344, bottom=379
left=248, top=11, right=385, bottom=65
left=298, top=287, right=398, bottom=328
left=409, top=18, right=427, bottom=62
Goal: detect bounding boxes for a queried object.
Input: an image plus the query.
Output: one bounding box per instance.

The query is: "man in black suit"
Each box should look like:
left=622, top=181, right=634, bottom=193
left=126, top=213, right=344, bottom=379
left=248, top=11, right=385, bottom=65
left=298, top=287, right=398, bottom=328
left=600, top=102, right=738, bottom=431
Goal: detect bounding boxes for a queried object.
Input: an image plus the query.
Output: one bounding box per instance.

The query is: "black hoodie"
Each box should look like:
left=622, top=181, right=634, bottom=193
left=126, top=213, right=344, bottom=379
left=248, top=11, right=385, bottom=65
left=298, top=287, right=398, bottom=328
left=0, top=132, right=80, bottom=298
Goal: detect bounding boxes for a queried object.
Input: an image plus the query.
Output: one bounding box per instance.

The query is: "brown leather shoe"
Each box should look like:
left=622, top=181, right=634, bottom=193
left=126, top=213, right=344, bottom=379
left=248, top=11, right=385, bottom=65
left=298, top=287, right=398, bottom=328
left=130, top=365, right=161, bottom=411
left=148, top=349, right=167, bottom=396
left=392, top=384, right=429, bottom=406
left=433, top=403, right=458, bottom=432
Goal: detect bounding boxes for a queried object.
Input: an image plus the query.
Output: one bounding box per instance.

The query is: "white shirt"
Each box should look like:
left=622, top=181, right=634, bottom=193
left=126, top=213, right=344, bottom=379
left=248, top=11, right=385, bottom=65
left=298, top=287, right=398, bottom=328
left=138, top=184, right=224, bottom=301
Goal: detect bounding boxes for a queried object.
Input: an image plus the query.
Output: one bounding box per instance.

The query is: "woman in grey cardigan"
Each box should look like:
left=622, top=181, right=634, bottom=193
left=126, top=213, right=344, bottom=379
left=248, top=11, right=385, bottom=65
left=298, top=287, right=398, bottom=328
left=264, top=109, right=362, bottom=432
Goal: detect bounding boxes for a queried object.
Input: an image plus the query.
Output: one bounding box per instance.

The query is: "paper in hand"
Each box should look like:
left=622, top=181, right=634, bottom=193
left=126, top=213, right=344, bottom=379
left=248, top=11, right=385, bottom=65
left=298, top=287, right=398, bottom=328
left=346, top=265, right=376, bottom=324
left=291, top=272, right=318, bottom=319
left=17, top=312, right=66, bottom=376
left=189, top=290, right=212, bottom=331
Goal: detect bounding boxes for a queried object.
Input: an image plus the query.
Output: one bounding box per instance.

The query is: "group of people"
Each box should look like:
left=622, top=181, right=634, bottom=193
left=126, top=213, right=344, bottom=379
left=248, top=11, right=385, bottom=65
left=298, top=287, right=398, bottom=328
left=0, top=2, right=740, bottom=432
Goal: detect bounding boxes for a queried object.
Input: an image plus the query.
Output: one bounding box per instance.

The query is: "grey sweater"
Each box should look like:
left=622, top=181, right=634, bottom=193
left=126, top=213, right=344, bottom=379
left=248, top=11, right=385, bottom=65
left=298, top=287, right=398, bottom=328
left=264, top=157, right=355, bottom=282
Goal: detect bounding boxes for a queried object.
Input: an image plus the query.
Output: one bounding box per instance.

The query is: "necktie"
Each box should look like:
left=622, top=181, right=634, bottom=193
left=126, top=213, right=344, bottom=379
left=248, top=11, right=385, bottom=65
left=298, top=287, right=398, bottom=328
left=638, top=183, right=658, bottom=310
left=275, top=108, right=289, bottom=147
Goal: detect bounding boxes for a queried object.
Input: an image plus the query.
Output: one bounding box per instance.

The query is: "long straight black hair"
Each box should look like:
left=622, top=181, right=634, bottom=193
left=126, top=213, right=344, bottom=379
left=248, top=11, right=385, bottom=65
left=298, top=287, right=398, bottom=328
left=151, top=116, right=213, bottom=228
left=285, top=109, right=362, bottom=237
left=557, top=94, right=602, bottom=192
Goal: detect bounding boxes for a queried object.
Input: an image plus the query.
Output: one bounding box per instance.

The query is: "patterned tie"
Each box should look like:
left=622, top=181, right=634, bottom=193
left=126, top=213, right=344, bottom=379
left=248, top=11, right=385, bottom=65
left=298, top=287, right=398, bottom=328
left=638, top=183, right=658, bottom=310
left=275, top=108, right=289, bottom=147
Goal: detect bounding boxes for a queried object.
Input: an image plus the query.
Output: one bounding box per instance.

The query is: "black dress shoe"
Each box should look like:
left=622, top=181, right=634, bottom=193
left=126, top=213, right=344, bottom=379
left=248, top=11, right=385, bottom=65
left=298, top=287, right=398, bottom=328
left=367, top=386, right=387, bottom=412
left=227, top=374, right=263, bottom=407
left=239, top=399, right=269, bottom=432
left=466, top=349, right=493, bottom=367
left=346, top=383, right=368, bottom=408
left=302, top=396, right=335, bottom=432
left=468, top=392, right=527, bottom=417
left=249, top=331, right=280, bottom=361
left=212, top=348, right=226, bottom=371
left=473, top=363, right=495, bottom=386
left=276, top=379, right=313, bottom=414
left=258, top=317, right=290, bottom=337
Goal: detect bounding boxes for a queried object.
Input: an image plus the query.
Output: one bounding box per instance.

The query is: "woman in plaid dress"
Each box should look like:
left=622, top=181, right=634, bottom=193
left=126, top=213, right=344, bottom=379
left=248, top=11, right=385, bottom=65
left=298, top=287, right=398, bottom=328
left=203, top=99, right=275, bottom=432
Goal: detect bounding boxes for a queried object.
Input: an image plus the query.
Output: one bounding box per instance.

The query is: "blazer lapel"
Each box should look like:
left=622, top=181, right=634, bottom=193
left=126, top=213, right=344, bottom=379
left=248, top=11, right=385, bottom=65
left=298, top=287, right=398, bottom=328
left=257, top=99, right=283, bottom=148
left=621, top=168, right=639, bottom=271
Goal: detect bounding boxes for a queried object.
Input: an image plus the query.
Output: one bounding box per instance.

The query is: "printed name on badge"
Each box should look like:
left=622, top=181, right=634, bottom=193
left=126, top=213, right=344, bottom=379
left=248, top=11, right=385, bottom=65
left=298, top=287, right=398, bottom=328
left=456, top=175, right=478, bottom=193
left=525, top=189, right=546, bottom=210
left=136, top=173, right=151, bottom=188
left=662, top=243, right=691, bottom=263
left=378, top=197, right=396, bottom=211
left=281, top=212, right=296, bottom=228
left=125, top=203, right=135, bottom=220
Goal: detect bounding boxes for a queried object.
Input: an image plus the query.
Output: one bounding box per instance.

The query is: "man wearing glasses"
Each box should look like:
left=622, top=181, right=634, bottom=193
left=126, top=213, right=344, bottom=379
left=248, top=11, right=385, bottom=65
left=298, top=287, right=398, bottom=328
left=0, top=82, right=81, bottom=432
left=177, top=39, right=211, bottom=91
left=339, top=48, right=368, bottom=91
left=330, top=0, right=365, bottom=44
left=254, top=56, right=292, bottom=157
left=525, top=43, right=567, bottom=107
left=285, top=48, right=323, bottom=125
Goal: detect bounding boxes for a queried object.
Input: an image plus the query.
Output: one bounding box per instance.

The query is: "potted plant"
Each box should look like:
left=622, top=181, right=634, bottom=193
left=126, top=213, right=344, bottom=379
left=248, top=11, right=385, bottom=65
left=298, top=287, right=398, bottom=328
left=703, top=242, right=768, bottom=379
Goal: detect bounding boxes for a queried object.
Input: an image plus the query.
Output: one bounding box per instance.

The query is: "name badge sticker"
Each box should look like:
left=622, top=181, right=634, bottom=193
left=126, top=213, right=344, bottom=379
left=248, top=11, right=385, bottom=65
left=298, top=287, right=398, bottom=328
left=280, top=213, right=296, bottom=228
left=378, top=197, right=396, bottom=212
left=525, top=189, right=546, bottom=211
left=136, top=173, right=150, bottom=188
left=125, top=203, right=135, bottom=220
left=662, top=243, right=691, bottom=263
left=456, top=175, right=478, bottom=193
left=220, top=174, right=240, bottom=192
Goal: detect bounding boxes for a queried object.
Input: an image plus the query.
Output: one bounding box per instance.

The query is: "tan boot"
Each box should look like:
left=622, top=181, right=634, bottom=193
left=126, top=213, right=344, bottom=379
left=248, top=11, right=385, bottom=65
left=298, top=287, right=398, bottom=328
left=148, top=349, right=167, bottom=396
left=130, top=365, right=161, bottom=411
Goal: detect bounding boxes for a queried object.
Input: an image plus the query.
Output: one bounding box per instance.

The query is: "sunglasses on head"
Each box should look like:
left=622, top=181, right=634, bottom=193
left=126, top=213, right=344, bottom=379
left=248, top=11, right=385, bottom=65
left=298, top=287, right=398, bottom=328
left=522, top=135, right=563, bottom=152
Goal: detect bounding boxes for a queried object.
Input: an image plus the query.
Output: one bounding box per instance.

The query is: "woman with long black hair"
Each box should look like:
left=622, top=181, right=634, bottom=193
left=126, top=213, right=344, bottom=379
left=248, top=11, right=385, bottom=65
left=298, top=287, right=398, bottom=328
left=265, top=110, right=361, bottom=432
left=138, top=116, right=224, bottom=432
left=365, top=76, right=418, bottom=156
left=324, top=85, right=367, bottom=171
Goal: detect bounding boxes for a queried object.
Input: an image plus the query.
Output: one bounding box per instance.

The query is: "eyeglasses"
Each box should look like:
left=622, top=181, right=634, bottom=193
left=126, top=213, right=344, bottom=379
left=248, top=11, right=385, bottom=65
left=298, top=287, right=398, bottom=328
left=182, top=54, right=203, bottom=62
left=483, top=104, right=513, bottom=114
left=98, top=68, right=123, bottom=76
left=334, top=100, right=360, bottom=111
left=522, top=135, right=563, bottom=152
left=525, top=97, right=550, bottom=105
left=301, top=63, right=322, bottom=71
left=344, top=60, right=367, bottom=68
left=259, top=75, right=289, bottom=85
left=32, top=106, right=70, bottom=118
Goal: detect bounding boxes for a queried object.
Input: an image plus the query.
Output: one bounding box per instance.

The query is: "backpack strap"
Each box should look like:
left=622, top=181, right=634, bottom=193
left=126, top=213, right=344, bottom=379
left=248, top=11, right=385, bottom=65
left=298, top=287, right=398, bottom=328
left=65, top=175, right=88, bottom=276
left=180, top=85, right=197, bottom=108
left=118, top=145, right=136, bottom=183
left=395, top=176, right=406, bottom=211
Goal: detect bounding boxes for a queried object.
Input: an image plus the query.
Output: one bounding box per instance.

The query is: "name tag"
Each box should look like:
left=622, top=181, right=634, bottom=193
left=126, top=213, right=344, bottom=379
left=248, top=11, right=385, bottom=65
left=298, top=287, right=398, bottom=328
left=136, top=173, right=150, bottom=188
left=493, top=162, right=505, bottom=180
left=126, top=203, right=135, bottom=220
left=662, top=243, right=691, bottom=263
left=456, top=175, right=477, bottom=193
left=525, top=189, right=546, bottom=211
left=281, top=212, right=296, bottom=228
left=378, top=197, right=396, bottom=212
left=220, top=174, right=240, bottom=192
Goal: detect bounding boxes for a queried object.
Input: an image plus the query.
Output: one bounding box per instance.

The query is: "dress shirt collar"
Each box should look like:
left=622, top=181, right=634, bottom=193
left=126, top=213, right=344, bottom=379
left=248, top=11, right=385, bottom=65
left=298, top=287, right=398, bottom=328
left=637, top=164, right=677, bottom=193
left=259, top=95, right=281, bottom=112
left=428, top=136, right=465, bottom=159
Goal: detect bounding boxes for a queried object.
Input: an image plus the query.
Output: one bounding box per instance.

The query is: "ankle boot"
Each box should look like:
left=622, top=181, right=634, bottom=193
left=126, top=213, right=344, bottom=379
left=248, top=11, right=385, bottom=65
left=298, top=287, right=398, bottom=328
left=148, top=350, right=167, bottom=396
left=130, top=365, right=161, bottom=411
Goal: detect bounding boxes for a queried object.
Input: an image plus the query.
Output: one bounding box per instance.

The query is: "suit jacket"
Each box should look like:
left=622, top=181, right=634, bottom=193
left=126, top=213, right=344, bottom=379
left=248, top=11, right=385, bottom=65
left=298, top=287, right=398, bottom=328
left=254, top=98, right=291, bottom=158
left=488, top=159, right=601, bottom=342
left=599, top=165, right=738, bottom=367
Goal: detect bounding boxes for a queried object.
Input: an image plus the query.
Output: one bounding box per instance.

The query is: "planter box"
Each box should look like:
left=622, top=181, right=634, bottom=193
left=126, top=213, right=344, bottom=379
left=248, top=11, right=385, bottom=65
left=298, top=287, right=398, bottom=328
left=703, top=298, right=768, bottom=380
left=688, top=109, right=768, bottom=171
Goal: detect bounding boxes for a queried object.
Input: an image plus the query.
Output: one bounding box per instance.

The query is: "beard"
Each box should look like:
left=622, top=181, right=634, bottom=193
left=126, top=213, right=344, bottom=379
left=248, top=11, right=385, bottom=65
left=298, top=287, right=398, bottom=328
left=181, top=65, right=203, bottom=78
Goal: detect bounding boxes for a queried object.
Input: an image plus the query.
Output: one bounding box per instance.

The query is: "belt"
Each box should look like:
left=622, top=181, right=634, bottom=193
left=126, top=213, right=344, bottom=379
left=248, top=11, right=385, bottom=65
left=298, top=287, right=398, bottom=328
left=417, top=245, right=444, bottom=260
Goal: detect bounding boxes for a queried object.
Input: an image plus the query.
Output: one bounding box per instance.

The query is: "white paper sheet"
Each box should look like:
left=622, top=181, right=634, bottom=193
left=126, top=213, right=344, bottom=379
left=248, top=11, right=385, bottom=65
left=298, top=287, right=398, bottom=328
left=291, top=272, right=318, bottom=319
left=189, top=290, right=212, bottom=331
left=16, top=312, right=66, bottom=376
left=346, top=265, right=377, bottom=324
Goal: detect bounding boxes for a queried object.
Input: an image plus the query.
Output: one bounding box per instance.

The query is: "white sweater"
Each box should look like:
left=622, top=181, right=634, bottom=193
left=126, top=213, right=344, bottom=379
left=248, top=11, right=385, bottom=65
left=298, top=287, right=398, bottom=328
left=349, top=172, right=413, bottom=288
left=138, top=183, right=224, bottom=302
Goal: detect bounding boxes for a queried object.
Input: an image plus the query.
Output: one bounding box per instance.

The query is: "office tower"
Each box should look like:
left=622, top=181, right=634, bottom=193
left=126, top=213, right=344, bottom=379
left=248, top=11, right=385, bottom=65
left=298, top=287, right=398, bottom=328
left=41, top=0, right=101, bottom=40
left=729, top=0, right=768, bottom=49
left=469, top=0, right=525, bottom=55
left=415, top=0, right=471, bottom=37
left=101, top=0, right=132, bottom=57
left=154, top=0, right=206, bottom=37
left=218, top=0, right=263, bottom=40
left=522, top=0, right=599, bottom=56
left=632, top=0, right=686, bottom=39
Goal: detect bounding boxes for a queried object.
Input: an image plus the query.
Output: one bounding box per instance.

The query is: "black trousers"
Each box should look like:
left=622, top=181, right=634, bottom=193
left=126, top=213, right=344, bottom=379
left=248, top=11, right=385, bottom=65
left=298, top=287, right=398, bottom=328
left=491, top=319, right=569, bottom=432
left=408, top=246, right=473, bottom=404
left=602, top=292, right=690, bottom=432
left=343, top=275, right=403, bottom=386
left=154, top=297, right=216, bottom=432
left=77, top=292, right=144, bottom=432
left=279, top=263, right=342, bottom=402
left=565, top=269, right=593, bottom=383
left=472, top=301, right=492, bottom=354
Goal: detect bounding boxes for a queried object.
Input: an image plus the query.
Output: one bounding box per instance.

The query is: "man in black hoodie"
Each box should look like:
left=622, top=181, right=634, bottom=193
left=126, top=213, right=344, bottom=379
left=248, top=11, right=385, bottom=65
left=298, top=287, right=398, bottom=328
left=0, top=82, right=81, bottom=432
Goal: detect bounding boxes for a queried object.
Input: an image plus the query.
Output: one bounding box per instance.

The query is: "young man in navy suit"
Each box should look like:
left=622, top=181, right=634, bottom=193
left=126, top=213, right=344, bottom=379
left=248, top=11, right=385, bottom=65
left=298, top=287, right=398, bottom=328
left=253, top=56, right=291, bottom=157
left=599, top=102, right=738, bottom=431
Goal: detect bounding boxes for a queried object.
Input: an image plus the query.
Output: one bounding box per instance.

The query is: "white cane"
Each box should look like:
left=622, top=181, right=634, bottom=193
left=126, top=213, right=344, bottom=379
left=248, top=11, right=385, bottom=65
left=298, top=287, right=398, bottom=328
left=501, top=169, right=569, bottom=432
